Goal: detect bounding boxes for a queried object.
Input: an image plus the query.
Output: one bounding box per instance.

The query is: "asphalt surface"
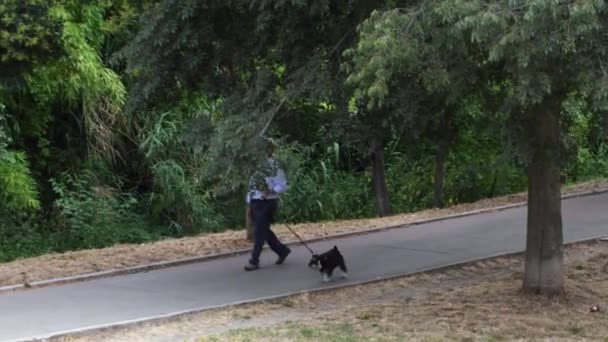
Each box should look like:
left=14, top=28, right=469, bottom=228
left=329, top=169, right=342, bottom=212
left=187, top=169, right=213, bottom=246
left=1, top=193, right=607, bottom=342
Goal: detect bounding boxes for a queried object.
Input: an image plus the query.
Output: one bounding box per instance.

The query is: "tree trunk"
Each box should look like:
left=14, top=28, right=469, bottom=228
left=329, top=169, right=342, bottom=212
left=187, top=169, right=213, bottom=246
left=245, top=204, right=254, bottom=242
left=433, top=111, right=451, bottom=208
left=369, top=134, right=392, bottom=217
left=433, top=139, right=449, bottom=208
left=522, top=98, right=564, bottom=296
left=488, top=170, right=498, bottom=198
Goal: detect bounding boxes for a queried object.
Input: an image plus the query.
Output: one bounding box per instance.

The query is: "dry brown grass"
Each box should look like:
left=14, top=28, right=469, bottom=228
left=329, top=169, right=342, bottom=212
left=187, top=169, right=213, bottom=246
left=60, top=241, right=608, bottom=342
left=2, top=178, right=608, bottom=289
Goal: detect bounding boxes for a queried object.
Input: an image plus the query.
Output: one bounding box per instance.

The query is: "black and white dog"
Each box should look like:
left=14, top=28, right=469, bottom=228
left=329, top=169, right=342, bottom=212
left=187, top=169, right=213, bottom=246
left=308, top=246, right=348, bottom=282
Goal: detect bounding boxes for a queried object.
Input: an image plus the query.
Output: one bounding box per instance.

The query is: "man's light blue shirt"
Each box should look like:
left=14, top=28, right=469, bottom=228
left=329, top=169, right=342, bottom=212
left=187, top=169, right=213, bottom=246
left=246, top=160, right=288, bottom=204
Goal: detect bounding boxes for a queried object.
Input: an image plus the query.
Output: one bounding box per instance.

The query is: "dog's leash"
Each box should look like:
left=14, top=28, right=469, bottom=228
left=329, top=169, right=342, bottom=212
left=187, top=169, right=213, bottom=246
left=283, top=222, right=316, bottom=255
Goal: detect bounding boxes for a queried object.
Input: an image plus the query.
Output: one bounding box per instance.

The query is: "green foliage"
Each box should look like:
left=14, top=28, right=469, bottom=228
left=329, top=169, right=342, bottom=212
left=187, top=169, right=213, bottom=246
left=119, top=0, right=379, bottom=110
left=0, top=151, right=40, bottom=211
left=344, top=2, right=477, bottom=111
left=433, top=0, right=608, bottom=111
left=117, top=0, right=257, bottom=109
left=0, top=0, right=131, bottom=241
left=561, top=94, right=608, bottom=183
left=199, top=73, right=285, bottom=197
left=148, top=159, right=224, bottom=234
left=570, top=145, right=608, bottom=182
left=277, top=145, right=374, bottom=222
left=0, top=221, right=49, bottom=262
left=385, top=121, right=527, bottom=211
left=119, top=0, right=385, bottom=198
left=0, top=109, right=40, bottom=212
left=26, top=0, right=128, bottom=161
left=0, top=0, right=64, bottom=87
left=138, top=96, right=226, bottom=233
left=443, top=117, right=527, bottom=204
left=0, top=106, right=8, bottom=155
left=33, top=1, right=127, bottom=107
left=50, top=171, right=158, bottom=251
left=385, top=153, right=435, bottom=211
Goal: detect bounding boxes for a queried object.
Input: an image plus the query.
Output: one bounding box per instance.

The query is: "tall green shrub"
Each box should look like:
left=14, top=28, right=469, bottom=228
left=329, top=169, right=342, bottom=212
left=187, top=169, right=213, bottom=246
left=50, top=171, right=156, bottom=250
left=0, top=109, right=40, bottom=212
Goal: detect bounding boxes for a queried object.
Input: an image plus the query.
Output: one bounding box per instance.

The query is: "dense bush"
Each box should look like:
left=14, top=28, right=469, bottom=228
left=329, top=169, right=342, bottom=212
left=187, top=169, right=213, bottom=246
left=0, top=221, right=49, bottom=262
left=278, top=145, right=374, bottom=222
left=0, top=110, right=40, bottom=212
left=50, top=171, right=158, bottom=251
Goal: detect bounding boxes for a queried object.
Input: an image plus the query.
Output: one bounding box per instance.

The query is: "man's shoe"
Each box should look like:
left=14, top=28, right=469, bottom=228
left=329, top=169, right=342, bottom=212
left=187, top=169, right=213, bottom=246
left=244, top=263, right=259, bottom=271
left=276, top=247, right=291, bottom=265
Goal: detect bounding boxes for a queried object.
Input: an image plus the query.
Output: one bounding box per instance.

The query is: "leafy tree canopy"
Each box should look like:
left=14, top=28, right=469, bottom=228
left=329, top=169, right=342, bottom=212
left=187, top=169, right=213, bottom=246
left=0, top=0, right=64, bottom=88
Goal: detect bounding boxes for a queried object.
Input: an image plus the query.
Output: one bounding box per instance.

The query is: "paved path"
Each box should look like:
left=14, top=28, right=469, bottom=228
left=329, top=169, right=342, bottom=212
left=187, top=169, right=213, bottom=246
left=1, top=193, right=608, bottom=342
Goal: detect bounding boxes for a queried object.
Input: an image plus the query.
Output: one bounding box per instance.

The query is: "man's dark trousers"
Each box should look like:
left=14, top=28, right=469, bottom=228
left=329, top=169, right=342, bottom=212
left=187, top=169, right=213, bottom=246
left=249, top=198, right=289, bottom=265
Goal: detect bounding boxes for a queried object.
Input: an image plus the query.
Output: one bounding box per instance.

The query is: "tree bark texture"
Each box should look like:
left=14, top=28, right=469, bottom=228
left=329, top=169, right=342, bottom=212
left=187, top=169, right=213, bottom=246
left=433, top=110, right=451, bottom=208
left=523, top=98, right=564, bottom=296
left=246, top=205, right=254, bottom=242
left=369, top=134, right=392, bottom=217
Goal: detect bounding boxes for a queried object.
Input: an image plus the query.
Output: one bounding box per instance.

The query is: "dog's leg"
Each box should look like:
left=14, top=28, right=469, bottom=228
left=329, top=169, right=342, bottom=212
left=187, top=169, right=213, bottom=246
left=322, top=272, right=332, bottom=283
left=339, top=269, right=348, bottom=279
left=339, top=258, right=348, bottom=278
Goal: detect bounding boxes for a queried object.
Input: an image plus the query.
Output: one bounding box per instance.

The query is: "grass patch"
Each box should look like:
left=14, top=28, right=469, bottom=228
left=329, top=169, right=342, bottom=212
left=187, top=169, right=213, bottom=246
left=218, top=322, right=360, bottom=342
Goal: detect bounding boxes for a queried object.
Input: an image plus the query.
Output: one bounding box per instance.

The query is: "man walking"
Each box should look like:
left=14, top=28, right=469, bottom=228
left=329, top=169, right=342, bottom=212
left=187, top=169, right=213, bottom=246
left=244, top=143, right=291, bottom=271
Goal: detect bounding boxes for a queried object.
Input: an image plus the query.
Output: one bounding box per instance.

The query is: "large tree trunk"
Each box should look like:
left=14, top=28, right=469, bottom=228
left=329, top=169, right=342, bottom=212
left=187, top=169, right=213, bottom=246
left=522, top=98, right=564, bottom=296
left=369, top=134, right=392, bottom=217
left=433, top=110, right=451, bottom=208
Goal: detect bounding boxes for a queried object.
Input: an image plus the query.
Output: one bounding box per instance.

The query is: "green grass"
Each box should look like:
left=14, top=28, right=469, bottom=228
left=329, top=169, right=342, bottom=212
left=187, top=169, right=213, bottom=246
left=200, top=322, right=362, bottom=342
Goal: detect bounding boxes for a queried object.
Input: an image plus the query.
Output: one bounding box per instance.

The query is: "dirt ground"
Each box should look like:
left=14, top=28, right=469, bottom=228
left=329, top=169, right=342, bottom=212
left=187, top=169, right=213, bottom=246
left=1, top=178, right=607, bottom=288
left=59, top=240, right=608, bottom=342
